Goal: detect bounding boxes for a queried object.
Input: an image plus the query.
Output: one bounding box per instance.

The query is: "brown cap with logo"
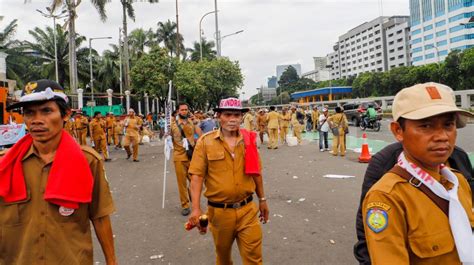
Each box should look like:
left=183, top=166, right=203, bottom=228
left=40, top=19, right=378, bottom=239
left=392, top=82, right=473, bottom=128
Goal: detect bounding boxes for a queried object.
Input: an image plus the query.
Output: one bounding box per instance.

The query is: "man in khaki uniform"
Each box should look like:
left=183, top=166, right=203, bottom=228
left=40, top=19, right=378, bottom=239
left=113, top=116, right=123, bottom=149
left=0, top=79, right=117, bottom=265
left=75, top=111, right=89, bottom=145
left=256, top=109, right=267, bottom=145
left=171, top=103, right=202, bottom=216
left=243, top=110, right=255, bottom=131
left=266, top=106, right=280, bottom=149
left=279, top=107, right=291, bottom=143
left=64, top=116, right=76, bottom=138
left=188, top=97, right=269, bottom=265
left=105, top=113, right=115, bottom=145
left=123, top=108, right=142, bottom=162
left=89, top=111, right=110, bottom=161
left=311, top=106, right=320, bottom=131
left=290, top=106, right=303, bottom=144
left=328, top=107, right=348, bottom=156
left=363, top=82, right=474, bottom=265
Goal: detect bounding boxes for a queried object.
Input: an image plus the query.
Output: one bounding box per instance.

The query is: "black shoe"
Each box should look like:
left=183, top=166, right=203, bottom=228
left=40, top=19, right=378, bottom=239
left=105, top=158, right=111, bottom=162
left=133, top=159, right=139, bottom=162
left=126, top=154, right=131, bottom=160
left=181, top=208, right=191, bottom=216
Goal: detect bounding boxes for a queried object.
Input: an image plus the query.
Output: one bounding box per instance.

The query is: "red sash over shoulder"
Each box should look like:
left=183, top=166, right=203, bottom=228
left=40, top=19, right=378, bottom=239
left=0, top=130, right=94, bottom=209
left=240, top=129, right=261, bottom=176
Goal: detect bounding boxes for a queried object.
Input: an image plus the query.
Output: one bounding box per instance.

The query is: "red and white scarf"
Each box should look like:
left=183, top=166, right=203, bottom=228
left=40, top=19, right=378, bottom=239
left=398, top=152, right=474, bottom=263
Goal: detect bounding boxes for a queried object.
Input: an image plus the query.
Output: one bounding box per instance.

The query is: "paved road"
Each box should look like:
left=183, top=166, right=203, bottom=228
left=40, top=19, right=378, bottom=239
left=92, top=124, right=473, bottom=264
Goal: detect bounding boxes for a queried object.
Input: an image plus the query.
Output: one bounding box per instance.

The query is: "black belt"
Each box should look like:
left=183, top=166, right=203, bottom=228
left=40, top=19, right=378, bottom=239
left=208, top=195, right=253, bottom=209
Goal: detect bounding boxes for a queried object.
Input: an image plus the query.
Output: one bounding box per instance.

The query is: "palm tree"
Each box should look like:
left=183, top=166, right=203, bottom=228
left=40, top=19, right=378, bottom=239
left=49, top=0, right=110, bottom=93
left=0, top=19, right=18, bottom=51
left=120, top=0, right=159, bottom=93
left=186, top=38, right=216, bottom=62
left=95, top=46, right=121, bottom=93
left=128, top=28, right=155, bottom=61
left=24, top=25, right=88, bottom=90
left=156, top=20, right=185, bottom=58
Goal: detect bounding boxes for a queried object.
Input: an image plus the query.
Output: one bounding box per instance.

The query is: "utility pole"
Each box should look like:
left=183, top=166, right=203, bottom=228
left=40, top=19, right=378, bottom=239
left=175, top=0, right=180, bottom=59
left=214, top=0, right=221, bottom=57
left=121, top=1, right=131, bottom=92
left=119, top=27, right=124, bottom=106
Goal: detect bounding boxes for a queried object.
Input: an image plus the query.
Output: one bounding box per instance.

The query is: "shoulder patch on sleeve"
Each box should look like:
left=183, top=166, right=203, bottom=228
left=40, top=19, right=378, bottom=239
left=366, top=202, right=391, bottom=211
left=80, top=145, right=103, bottom=161
left=366, top=208, right=389, bottom=233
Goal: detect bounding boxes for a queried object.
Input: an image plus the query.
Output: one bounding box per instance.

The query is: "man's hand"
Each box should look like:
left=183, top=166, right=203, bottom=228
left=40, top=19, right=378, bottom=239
left=189, top=208, right=202, bottom=227
left=259, top=201, right=269, bottom=224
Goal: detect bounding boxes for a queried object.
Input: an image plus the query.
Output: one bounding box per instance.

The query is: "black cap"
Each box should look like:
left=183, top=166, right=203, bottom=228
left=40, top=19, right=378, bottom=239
left=7, top=79, right=68, bottom=110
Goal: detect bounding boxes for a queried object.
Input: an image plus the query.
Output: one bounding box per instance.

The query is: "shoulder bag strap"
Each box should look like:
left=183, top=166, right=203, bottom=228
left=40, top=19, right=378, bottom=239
left=389, top=165, right=449, bottom=216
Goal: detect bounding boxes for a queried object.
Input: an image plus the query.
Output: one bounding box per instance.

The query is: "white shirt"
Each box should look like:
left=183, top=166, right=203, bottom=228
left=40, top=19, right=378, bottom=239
left=319, top=114, right=329, bottom=132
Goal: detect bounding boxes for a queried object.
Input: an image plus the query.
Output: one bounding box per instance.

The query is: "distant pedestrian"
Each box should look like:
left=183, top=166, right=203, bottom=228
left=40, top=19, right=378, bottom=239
left=328, top=107, right=348, bottom=156
left=318, top=108, right=330, bottom=151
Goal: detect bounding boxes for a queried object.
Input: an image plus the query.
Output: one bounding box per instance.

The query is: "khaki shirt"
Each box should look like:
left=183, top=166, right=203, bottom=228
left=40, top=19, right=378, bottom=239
left=328, top=113, right=348, bottom=128
left=243, top=113, right=254, bottom=131
left=290, top=112, right=299, bottom=126
left=74, top=116, right=88, bottom=131
left=256, top=114, right=267, bottom=132
left=114, top=120, right=124, bottom=135
left=188, top=130, right=257, bottom=203
left=311, top=110, right=320, bottom=123
left=0, top=145, right=115, bottom=265
left=105, top=117, right=115, bottom=130
left=124, top=116, right=143, bottom=138
left=363, top=167, right=474, bottom=265
left=279, top=112, right=291, bottom=128
left=266, top=111, right=280, bottom=129
left=171, top=118, right=197, bottom=162
left=89, top=118, right=106, bottom=140
left=64, top=119, right=76, bottom=137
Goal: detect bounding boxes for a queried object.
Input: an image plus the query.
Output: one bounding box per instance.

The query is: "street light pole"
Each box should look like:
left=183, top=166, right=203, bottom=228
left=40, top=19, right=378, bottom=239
left=119, top=28, right=124, bottom=106
left=36, top=8, right=67, bottom=83
left=199, top=10, right=218, bottom=61
left=219, top=30, right=244, bottom=56
left=89, top=36, right=112, bottom=104
left=214, top=0, right=221, bottom=57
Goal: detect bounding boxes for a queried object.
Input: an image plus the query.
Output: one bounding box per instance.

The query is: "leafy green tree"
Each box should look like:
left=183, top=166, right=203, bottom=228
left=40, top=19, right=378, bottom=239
left=442, top=50, right=462, bottom=90
left=174, top=61, right=207, bottom=109
left=130, top=47, right=176, bottom=108
left=95, top=47, right=121, bottom=93
left=0, top=19, right=18, bottom=51
left=128, top=28, right=156, bottom=61
left=186, top=38, right=216, bottom=62
left=278, top=65, right=299, bottom=89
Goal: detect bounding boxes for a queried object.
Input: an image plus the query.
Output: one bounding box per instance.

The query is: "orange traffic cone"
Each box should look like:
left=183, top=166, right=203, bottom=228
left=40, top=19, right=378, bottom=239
left=358, top=133, right=371, bottom=163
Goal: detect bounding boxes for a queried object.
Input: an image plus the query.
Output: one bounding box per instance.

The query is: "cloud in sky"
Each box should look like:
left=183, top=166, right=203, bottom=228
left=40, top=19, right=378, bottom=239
left=1, top=0, right=409, bottom=98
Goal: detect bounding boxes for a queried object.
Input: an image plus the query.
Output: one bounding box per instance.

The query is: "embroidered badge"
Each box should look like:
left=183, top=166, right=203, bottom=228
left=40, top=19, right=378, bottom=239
left=366, top=202, right=391, bottom=211
left=366, top=208, right=388, bottom=233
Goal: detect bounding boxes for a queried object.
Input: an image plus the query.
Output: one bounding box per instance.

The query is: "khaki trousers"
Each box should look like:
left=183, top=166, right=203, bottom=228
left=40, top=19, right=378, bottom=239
left=208, top=203, right=263, bottom=265
left=267, top=128, right=279, bottom=148
left=92, top=137, right=108, bottom=159
left=123, top=134, right=139, bottom=160
left=279, top=126, right=288, bottom=143
left=174, top=160, right=191, bottom=209
left=114, top=133, right=122, bottom=147
left=292, top=124, right=302, bottom=144
left=107, top=129, right=114, bottom=145
left=332, top=128, right=346, bottom=156
left=77, top=129, right=87, bottom=146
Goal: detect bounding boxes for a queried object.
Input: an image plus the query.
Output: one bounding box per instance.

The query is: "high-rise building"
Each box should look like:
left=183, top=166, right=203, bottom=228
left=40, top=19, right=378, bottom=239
left=327, top=16, right=411, bottom=80
left=267, top=76, right=278, bottom=88
left=276, top=64, right=302, bottom=81
left=409, top=0, right=474, bottom=66
left=313, top=57, right=328, bottom=70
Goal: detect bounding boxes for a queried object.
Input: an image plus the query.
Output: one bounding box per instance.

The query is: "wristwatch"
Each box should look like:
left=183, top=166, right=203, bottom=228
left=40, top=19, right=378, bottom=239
left=258, top=197, right=267, bottom=202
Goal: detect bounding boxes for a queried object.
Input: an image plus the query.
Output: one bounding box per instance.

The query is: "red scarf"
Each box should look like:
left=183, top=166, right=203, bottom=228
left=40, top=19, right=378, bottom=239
left=0, top=130, right=94, bottom=209
left=240, top=129, right=261, bottom=176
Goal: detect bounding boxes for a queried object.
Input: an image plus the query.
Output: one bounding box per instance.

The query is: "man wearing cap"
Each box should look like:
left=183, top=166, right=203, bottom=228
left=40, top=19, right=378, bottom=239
left=266, top=106, right=280, bottom=149
left=90, top=111, right=110, bottom=162
left=290, top=106, right=303, bottom=144
left=363, top=82, right=474, bottom=264
left=279, top=107, right=291, bottom=144
left=256, top=109, right=267, bottom=145
left=105, top=113, right=115, bottom=146
left=188, top=97, right=269, bottom=265
left=0, top=79, right=117, bottom=264
left=123, top=108, right=142, bottom=161
left=74, top=111, right=89, bottom=145
left=170, top=102, right=202, bottom=216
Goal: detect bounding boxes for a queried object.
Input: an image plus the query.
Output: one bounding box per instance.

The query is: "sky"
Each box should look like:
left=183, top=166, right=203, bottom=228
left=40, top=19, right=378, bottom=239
left=1, top=0, right=409, bottom=99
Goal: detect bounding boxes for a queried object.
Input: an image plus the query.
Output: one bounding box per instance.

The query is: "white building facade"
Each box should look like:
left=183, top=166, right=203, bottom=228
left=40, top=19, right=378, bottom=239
left=327, top=16, right=411, bottom=80
left=409, top=0, right=474, bottom=66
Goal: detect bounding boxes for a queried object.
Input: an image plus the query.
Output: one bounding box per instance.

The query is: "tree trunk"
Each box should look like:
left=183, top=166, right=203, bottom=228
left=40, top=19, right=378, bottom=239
left=122, top=2, right=131, bottom=92
left=66, top=0, right=78, bottom=94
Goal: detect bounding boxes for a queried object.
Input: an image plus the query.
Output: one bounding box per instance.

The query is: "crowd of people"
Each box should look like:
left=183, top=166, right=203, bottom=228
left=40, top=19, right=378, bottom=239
left=0, top=79, right=473, bottom=265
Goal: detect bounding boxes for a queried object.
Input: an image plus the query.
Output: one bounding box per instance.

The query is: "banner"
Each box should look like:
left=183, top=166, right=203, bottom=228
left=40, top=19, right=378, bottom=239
left=0, top=123, right=26, bottom=146
left=164, top=80, right=174, bottom=160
